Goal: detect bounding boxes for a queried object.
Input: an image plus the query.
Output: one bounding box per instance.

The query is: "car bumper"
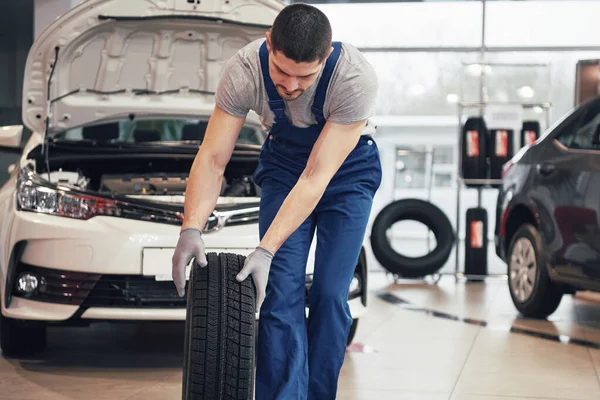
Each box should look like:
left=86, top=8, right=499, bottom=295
left=2, top=296, right=367, bottom=322
left=1, top=211, right=367, bottom=323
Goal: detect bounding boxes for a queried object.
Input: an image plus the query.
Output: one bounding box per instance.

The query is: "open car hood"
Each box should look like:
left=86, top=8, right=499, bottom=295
left=22, top=0, right=284, bottom=135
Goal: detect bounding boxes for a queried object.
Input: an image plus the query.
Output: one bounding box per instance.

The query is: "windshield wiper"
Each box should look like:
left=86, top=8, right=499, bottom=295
left=50, top=87, right=215, bottom=104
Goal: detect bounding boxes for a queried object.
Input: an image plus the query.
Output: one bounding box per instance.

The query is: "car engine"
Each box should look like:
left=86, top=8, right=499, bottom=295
left=48, top=169, right=258, bottom=198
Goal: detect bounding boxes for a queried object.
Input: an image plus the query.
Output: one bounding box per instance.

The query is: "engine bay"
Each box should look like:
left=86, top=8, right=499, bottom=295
left=48, top=169, right=258, bottom=198
left=43, top=155, right=261, bottom=199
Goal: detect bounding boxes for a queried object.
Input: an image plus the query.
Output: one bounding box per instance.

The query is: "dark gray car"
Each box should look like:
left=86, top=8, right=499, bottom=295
left=495, top=95, right=600, bottom=318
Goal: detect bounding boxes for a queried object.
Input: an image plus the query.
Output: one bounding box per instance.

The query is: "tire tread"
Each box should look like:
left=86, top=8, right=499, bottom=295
left=183, top=252, right=255, bottom=400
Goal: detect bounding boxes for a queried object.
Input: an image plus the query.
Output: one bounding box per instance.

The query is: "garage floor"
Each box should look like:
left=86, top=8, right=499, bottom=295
left=1, top=272, right=599, bottom=400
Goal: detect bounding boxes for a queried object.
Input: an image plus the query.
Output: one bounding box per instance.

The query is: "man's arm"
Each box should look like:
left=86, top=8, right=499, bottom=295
left=258, top=119, right=366, bottom=254
left=181, top=105, right=246, bottom=231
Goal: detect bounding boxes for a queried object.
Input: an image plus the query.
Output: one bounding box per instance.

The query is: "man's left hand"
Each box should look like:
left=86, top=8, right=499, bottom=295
left=236, top=246, right=274, bottom=312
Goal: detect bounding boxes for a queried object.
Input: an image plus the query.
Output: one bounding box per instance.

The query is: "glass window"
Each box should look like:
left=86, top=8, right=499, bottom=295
left=54, top=118, right=266, bottom=146
left=433, top=146, right=454, bottom=164
left=569, top=100, right=600, bottom=150
left=316, top=2, right=483, bottom=48
left=485, top=1, right=600, bottom=48
left=433, top=172, right=453, bottom=188
left=395, top=147, right=428, bottom=189
left=364, top=52, right=481, bottom=116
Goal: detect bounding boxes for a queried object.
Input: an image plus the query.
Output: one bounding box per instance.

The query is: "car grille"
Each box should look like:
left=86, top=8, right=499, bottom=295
left=80, top=275, right=185, bottom=308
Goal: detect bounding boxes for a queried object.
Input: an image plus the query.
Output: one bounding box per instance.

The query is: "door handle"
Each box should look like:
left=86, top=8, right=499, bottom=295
left=536, top=163, right=555, bottom=175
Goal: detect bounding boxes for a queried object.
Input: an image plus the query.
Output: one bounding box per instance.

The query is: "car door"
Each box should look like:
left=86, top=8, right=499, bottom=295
left=536, top=98, right=600, bottom=281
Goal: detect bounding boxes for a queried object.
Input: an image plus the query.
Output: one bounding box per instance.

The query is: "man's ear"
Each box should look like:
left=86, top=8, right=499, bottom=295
left=266, top=31, right=272, bottom=52
left=326, top=45, right=334, bottom=59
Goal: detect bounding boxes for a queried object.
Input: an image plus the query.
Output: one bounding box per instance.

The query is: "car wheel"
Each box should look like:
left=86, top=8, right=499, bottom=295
left=507, top=224, right=563, bottom=319
left=0, top=313, right=46, bottom=358
left=347, top=318, right=358, bottom=346
left=182, top=252, right=255, bottom=400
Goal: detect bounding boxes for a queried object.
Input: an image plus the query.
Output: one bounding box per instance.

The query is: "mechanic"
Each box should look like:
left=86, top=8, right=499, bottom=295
left=171, top=3, right=381, bottom=399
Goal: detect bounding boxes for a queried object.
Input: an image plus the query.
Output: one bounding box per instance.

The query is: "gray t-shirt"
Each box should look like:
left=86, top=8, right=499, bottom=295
left=215, top=39, right=378, bottom=136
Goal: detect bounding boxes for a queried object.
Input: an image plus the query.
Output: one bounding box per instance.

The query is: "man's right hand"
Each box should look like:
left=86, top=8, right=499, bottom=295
left=172, top=228, right=208, bottom=297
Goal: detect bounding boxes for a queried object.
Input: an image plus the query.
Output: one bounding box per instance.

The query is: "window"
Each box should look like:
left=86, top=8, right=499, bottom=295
left=394, top=145, right=456, bottom=190
left=570, top=102, right=600, bottom=150
left=395, top=147, right=428, bottom=189
left=55, top=118, right=266, bottom=146
left=555, top=99, right=600, bottom=151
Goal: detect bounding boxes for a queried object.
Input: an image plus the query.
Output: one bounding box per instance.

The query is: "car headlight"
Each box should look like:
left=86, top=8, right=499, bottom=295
left=17, top=167, right=123, bottom=220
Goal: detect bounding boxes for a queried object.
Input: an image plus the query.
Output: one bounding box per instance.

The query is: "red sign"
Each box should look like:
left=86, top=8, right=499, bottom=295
left=467, top=130, right=479, bottom=157
left=471, top=221, right=483, bottom=249
left=525, top=130, right=537, bottom=145
left=496, top=130, right=508, bottom=157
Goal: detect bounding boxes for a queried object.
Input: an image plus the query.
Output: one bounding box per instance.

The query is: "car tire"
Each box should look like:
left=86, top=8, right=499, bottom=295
left=182, top=252, right=256, bottom=400
left=370, top=198, right=455, bottom=278
left=507, top=224, right=563, bottom=319
left=461, top=116, right=489, bottom=187
left=0, top=313, right=46, bottom=358
left=347, top=318, right=358, bottom=346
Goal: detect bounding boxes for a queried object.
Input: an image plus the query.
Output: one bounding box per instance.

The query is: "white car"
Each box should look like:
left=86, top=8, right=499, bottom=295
left=0, top=0, right=367, bottom=357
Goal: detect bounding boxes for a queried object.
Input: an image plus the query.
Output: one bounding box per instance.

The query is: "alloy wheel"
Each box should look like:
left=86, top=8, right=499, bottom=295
left=509, top=237, right=537, bottom=302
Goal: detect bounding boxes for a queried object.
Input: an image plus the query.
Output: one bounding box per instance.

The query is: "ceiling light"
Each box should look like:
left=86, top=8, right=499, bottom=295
left=466, top=64, right=492, bottom=77
left=446, top=93, right=459, bottom=104
left=517, top=86, right=535, bottom=98
left=409, top=85, right=425, bottom=96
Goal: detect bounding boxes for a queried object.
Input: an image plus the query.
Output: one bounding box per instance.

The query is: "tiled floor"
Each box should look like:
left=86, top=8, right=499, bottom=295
left=1, top=272, right=600, bottom=399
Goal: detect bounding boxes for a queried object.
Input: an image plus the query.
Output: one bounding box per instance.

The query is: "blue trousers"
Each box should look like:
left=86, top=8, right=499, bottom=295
left=254, top=136, right=382, bottom=400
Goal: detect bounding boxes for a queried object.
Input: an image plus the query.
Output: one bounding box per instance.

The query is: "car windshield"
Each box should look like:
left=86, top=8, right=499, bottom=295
left=53, top=118, right=266, bottom=146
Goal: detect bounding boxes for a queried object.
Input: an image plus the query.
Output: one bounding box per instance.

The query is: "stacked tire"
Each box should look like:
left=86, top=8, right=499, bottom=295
left=461, top=116, right=489, bottom=187
left=489, top=128, right=514, bottom=187
left=182, top=253, right=256, bottom=400
left=521, top=120, right=541, bottom=147
left=464, top=207, right=488, bottom=279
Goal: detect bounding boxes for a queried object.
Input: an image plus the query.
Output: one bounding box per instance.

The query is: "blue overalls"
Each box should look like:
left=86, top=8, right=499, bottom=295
left=253, top=40, right=382, bottom=400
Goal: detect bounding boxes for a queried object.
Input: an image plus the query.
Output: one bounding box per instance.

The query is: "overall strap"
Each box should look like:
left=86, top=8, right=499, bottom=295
left=311, top=41, right=342, bottom=125
left=259, top=40, right=288, bottom=125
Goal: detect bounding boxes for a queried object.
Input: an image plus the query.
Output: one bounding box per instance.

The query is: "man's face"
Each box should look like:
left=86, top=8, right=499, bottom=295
left=266, top=33, right=330, bottom=101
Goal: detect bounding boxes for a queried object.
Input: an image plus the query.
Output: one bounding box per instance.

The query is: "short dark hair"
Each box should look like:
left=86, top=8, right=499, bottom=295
left=270, top=3, right=332, bottom=63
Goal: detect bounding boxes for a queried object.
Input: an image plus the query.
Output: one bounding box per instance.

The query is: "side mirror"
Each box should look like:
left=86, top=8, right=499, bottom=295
left=0, top=125, right=24, bottom=153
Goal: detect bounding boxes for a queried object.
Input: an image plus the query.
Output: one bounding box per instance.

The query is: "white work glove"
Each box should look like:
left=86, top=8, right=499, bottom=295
left=171, top=228, right=208, bottom=297
left=236, top=246, right=274, bottom=312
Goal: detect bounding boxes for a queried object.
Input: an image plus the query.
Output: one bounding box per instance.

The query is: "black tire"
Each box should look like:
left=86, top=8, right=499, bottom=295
left=461, top=116, right=489, bottom=187
left=182, top=252, right=256, bottom=400
left=370, top=199, right=455, bottom=278
left=521, top=120, right=541, bottom=148
left=489, top=128, right=514, bottom=187
left=507, top=224, right=563, bottom=319
left=0, top=313, right=46, bottom=358
left=347, top=319, right=358, bottom=346
left=464, top=207, right=488, bottom=278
